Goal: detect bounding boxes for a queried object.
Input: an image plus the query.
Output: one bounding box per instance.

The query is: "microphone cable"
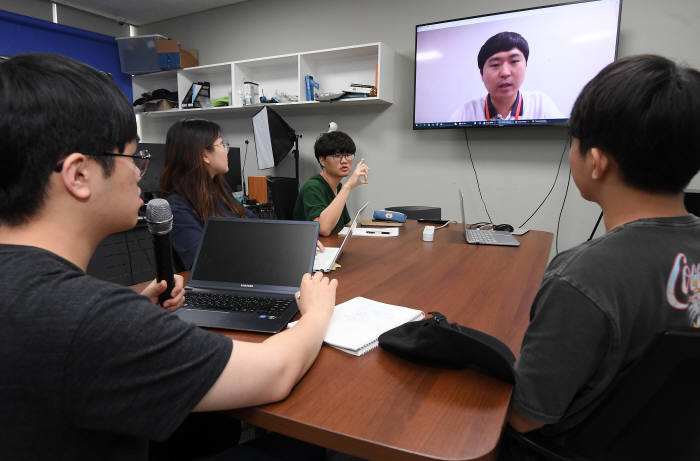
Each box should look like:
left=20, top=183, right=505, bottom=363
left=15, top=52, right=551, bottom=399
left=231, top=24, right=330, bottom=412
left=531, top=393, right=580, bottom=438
left=464, top=128, right=571, bottom=233
left=588, top=211, right=604, bottom=241
left=555, top=169, right=572, bottom=255
left=518, top=135, right=571, bottom=228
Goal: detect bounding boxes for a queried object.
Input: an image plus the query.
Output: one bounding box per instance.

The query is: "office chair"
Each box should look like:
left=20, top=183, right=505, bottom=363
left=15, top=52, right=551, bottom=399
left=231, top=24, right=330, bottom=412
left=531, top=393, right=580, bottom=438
left=87, top=223, right=161, bottom=285
left=86, top=231, right=134, bottom=285
left=267, top=176, right=298, bottom=220
left=504, top=328, right=700, bottom=461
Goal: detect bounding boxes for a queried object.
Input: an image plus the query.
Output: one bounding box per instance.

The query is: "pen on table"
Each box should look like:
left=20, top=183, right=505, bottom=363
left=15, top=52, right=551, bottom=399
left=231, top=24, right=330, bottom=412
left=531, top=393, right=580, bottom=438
left=365, top=230, right=391, bottom=235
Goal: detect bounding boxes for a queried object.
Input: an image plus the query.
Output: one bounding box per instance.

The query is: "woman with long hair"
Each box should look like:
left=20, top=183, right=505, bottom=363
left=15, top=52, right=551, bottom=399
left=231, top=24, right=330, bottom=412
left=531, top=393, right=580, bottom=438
left=161, top=119, right=255, bottom=269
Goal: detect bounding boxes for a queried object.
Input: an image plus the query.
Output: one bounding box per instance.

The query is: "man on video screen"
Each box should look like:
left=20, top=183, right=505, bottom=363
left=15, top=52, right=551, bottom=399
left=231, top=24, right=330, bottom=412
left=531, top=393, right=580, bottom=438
left=452, top=31, right=563, bottom=122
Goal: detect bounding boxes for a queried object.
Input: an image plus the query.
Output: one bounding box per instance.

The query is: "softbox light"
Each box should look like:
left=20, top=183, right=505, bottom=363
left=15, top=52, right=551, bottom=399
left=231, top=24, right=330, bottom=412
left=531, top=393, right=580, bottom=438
left=252, top=106, right=296, bottom=170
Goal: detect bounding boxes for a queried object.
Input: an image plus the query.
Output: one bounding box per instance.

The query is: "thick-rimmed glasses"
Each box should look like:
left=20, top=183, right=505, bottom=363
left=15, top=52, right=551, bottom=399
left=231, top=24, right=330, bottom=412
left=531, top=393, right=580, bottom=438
left=328, top=152, right=355, bottom=161
left=53, top=149, right=151, bottom=177
left=210, top=141, right=230, bottom=151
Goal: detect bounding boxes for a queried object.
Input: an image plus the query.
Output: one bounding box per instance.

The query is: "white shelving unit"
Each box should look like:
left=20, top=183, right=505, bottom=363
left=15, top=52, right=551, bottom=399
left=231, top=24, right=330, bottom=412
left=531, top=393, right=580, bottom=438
left=133, top=42, right=394, bottom=117
left=132, top=69, right=178, bottom=102
left=234, top=54, right=298, bottom=106
left=178, top=62, right=232, bottom=106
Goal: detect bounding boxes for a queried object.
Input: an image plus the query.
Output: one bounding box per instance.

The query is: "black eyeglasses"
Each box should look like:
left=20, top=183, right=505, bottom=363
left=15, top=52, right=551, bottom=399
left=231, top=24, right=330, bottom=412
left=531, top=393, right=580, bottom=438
left=209, top=141, right=230, bottom=151
left=53, top=150, right=151, bottom=177
left=328, top=152, right=355, bottom=161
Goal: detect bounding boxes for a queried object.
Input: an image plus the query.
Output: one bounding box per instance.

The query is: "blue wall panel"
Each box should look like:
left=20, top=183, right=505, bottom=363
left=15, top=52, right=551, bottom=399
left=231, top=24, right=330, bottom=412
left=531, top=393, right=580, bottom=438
left=0, top=9, right=132, bottom=101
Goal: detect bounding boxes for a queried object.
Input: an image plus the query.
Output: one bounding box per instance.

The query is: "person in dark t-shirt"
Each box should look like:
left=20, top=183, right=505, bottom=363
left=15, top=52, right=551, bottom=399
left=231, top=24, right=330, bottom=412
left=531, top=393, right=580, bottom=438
left=0, top=53, right=336, bottom=461
left=160, top=118, right=257, bottom=269
left=501, top=55, right=700, bottom=459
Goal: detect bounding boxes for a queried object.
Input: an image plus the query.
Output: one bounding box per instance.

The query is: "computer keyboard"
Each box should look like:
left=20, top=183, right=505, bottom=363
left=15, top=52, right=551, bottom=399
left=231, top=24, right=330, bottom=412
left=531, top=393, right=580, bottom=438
left=467, top=229, right=497, bottom=244
left=184, top=292, right=293, bottom=316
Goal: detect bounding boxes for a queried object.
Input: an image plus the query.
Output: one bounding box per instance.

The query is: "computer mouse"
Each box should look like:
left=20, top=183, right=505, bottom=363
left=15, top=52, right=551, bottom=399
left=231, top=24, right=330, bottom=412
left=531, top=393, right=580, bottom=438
left=493, top=224, right=514, bottom=232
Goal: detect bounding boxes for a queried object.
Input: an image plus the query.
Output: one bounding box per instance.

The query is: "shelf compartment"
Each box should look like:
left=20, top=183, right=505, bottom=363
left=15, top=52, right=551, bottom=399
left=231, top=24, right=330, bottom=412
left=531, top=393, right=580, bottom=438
left=177, top=63, right=233, bottom=108
left=233, top=55, right=299, bottom=108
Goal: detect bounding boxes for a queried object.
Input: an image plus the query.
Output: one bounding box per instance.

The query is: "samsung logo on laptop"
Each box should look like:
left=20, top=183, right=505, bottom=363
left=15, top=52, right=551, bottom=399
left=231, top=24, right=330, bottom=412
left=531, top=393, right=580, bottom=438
left=241, top=283, right=254, bottom=288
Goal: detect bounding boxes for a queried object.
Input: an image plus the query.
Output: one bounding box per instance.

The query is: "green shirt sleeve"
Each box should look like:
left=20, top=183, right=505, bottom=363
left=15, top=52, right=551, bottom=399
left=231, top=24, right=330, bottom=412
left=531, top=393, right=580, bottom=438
left=294, top=176, right=329, bottom=222
left=293, top=174, right=351, bottom=234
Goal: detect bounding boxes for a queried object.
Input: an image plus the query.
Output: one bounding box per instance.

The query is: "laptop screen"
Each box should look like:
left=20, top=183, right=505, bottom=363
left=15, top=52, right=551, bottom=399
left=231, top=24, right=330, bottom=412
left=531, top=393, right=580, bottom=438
left=190, top=218, right=318, bottom=288
left=337, top=202, right=369, bottom=253
left=459, top=189, right=468, bottom=231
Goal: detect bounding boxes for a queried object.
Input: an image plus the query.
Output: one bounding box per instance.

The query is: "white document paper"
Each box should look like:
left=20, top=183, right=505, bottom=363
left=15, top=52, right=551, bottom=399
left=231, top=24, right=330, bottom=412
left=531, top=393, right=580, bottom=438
left=351, top=227, right=399, bottom=237
left=313, top=247, right=340, bottom=272
left=323, top=297, right=425, bottom=356
left=286, top=297, right=424, bottom=356
left=338, top=226, right=400, bottom=237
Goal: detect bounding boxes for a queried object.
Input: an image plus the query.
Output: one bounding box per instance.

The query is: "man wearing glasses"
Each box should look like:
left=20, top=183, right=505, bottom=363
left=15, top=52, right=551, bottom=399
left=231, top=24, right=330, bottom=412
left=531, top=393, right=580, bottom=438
left=0, top=53, right=336, bottom=460
left=53, top=148, right=151, bottom=177
left=293, top=131, right=370, bottom=236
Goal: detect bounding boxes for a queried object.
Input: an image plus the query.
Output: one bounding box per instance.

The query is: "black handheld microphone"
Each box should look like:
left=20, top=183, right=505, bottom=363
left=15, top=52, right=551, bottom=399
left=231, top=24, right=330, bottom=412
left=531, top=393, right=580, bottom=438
left=145, top=198, right=175, bottom=305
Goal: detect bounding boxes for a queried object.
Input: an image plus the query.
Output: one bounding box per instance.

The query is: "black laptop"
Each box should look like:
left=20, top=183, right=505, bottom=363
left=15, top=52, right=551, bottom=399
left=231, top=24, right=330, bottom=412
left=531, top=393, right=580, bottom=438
left=176, top=217, right=319, bottom=333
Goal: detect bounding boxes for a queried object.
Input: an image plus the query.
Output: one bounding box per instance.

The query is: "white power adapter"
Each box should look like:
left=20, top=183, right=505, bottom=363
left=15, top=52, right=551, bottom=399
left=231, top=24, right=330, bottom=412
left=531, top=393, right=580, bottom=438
left=422, top=225, right=435, bottom=242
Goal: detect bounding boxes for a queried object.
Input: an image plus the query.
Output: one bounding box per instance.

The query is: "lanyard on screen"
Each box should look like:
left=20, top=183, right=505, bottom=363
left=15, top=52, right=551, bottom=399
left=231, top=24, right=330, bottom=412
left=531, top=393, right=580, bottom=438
left=485, top=92, right=522, bottom=121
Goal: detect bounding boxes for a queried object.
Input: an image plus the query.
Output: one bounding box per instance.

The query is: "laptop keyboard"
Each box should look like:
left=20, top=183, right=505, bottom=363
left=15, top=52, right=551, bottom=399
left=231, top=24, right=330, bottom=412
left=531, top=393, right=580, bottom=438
left=184, top=292, right=293, bottom=318
left=467, top=229, right=497, bottom=244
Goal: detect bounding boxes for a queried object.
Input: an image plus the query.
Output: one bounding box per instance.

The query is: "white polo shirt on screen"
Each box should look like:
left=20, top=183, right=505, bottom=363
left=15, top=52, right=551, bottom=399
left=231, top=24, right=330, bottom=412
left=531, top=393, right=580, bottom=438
left=451, top=90, right=563, bottom=122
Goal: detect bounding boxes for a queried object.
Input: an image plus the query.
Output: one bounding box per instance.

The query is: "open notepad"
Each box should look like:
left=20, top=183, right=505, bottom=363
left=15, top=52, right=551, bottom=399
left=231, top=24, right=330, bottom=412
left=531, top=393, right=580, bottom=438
left=323, top=297, right=425, bottom=356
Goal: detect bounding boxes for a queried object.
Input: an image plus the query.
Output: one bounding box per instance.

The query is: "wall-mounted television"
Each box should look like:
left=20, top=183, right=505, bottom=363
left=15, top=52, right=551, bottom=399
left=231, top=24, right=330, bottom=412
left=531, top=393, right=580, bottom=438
left=413, top=0, right=621, bottom=129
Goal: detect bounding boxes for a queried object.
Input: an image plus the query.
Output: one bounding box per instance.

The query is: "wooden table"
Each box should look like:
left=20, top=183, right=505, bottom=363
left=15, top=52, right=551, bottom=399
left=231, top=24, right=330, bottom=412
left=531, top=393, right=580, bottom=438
left=203, top=221, right=552, bottom=460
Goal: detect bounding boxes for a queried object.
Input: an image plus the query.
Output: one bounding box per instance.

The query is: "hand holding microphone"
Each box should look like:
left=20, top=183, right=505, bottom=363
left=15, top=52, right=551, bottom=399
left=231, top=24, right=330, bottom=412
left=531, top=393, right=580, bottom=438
left=140, top=275, right=185, bottom=311
left=145, top=199, right=176, bottom=306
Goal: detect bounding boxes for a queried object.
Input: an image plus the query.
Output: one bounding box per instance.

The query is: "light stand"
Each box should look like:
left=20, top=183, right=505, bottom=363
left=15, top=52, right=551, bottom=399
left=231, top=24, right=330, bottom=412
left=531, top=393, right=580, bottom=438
left=292, top=134, right=302, bottom=189
left=242, top=140, right=249, bottom=197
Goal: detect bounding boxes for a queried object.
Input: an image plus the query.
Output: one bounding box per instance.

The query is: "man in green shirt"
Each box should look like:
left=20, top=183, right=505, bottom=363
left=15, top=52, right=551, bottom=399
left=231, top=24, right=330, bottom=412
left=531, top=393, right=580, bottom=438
left=293, top=131, right=369, bottom=236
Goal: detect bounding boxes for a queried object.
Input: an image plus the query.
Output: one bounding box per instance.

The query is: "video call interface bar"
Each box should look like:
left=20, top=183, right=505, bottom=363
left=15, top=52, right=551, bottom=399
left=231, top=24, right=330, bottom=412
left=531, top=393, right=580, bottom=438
left=415, top=118, right=567, bottom=128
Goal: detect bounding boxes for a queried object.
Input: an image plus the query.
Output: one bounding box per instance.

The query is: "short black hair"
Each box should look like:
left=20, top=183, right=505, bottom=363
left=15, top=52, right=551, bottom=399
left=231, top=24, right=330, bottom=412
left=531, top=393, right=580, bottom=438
left=477, top=32, right=529, bottom=75
left=569, top=54, right=700, bottom=194
left=0, top=53, right=137, bottom=225
left=314, top=131, right=356, bottom=165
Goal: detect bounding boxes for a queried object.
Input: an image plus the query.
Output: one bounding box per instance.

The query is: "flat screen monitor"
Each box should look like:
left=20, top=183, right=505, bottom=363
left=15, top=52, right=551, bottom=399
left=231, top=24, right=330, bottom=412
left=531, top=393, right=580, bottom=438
left=138, top=142, right=165, bottom=195
left=252, top=106, right=296, bottom=169
left=223, top=146, right=242, bottom=192
left=413, top=0, right=621, bottom=129
left=138, top=143, right=241, bottom=197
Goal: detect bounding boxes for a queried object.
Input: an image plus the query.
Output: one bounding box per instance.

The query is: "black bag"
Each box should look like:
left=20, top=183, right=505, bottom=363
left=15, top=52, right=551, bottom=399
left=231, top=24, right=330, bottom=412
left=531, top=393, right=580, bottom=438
left=378, top=311, right=516, bottom=382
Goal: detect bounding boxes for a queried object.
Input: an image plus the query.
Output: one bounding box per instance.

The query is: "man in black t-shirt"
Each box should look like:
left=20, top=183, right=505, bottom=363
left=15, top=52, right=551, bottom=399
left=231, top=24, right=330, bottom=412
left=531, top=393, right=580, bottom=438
left=502, top=55, right=700, bottom=458
left=0, top=53, right=337, bottom=460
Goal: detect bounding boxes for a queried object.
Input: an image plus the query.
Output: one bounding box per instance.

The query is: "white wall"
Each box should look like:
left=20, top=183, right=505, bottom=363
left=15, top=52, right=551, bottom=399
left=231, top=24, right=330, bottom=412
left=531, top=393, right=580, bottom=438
left=0, top=0, right=130, bottom=36
left=133, top=0, right=699, bottom=255
left=0, top=0, right=51, bottom=21
left=55, top=4, right=130, bottom=37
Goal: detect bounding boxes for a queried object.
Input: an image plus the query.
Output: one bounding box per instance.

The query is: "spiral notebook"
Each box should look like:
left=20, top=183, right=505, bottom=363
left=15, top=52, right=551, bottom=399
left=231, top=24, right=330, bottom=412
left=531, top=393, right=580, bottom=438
left=323, top=297, right=425, bottom=356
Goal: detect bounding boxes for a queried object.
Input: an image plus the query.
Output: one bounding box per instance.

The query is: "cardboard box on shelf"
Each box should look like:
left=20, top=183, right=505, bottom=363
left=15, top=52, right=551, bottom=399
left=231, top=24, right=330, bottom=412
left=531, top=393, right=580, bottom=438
left=142, top=99, right=178, bottom=112
left=180, top=49, right=198, bottom=68
left=155, top=39, right=179, bottom=53
left=117, top=35, right=199, bottom=73
left=156, top=39, right=199, bottom=69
